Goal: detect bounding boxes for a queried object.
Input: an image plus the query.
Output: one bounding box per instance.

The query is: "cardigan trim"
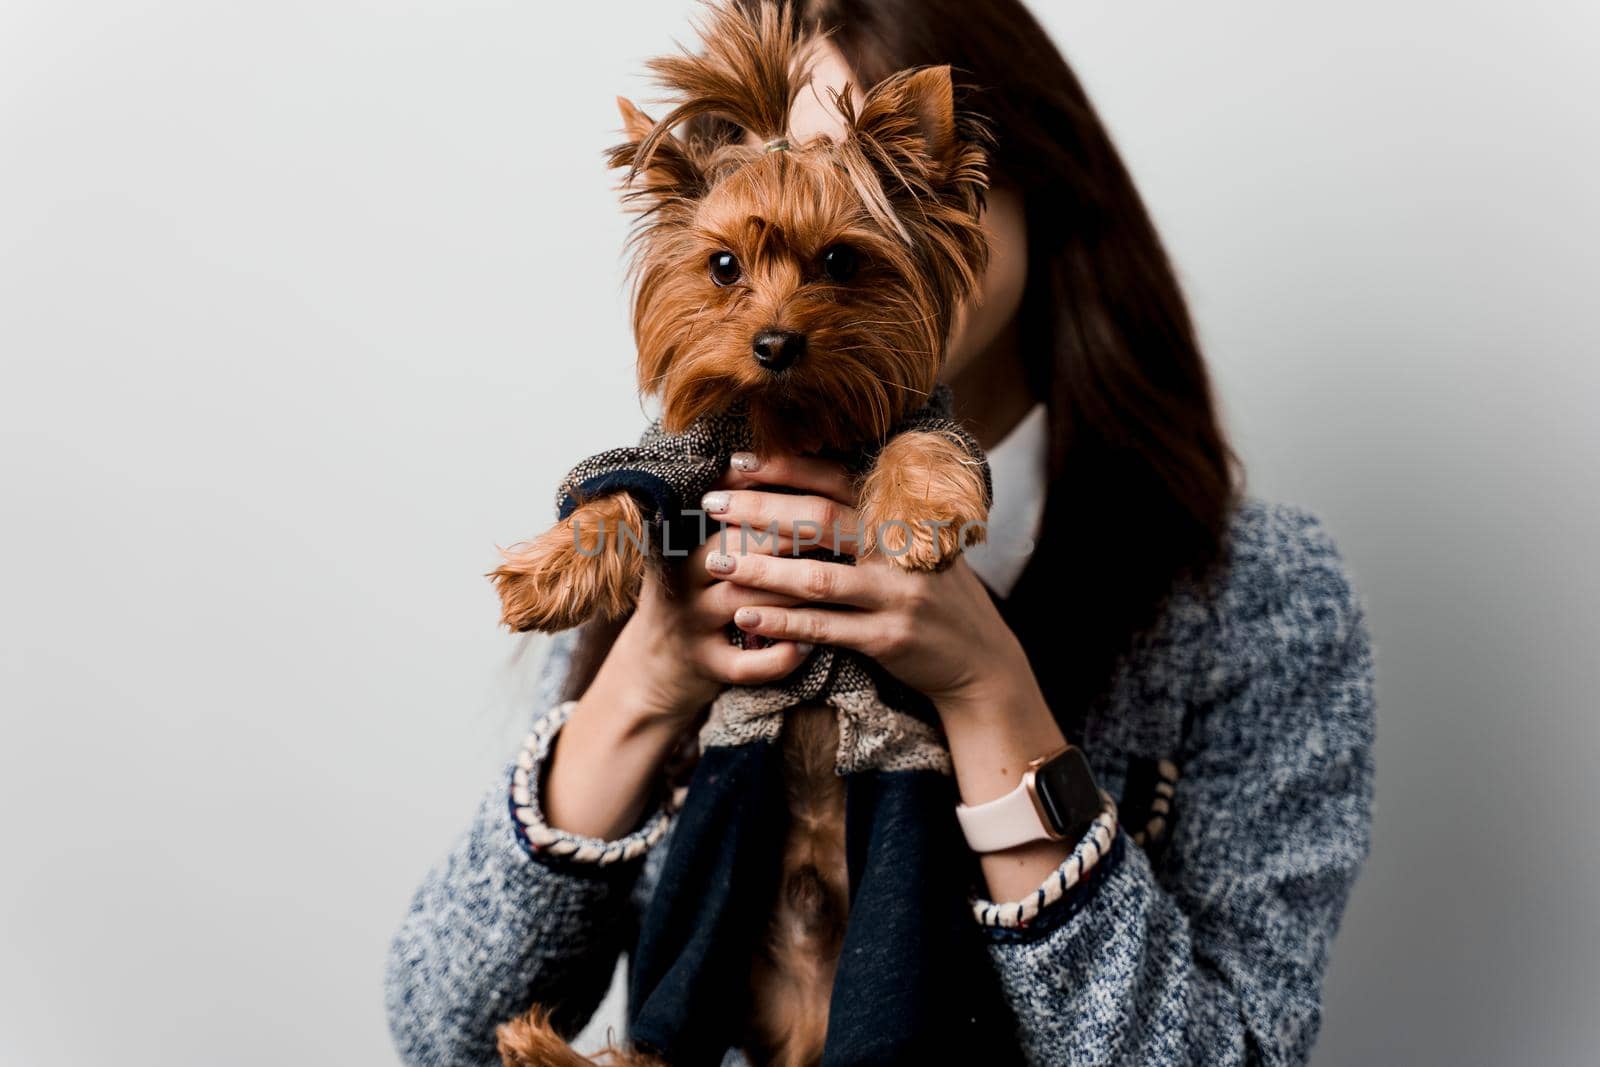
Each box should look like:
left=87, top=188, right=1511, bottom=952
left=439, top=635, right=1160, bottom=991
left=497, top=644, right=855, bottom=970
left=508, top=700, right=677, bottom=867
left=969, top=790, right=1121, bottom=929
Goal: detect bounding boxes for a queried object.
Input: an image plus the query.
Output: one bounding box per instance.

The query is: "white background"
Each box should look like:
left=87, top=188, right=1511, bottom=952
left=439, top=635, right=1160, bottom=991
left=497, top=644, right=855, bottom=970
left=3, top=2, right=1597, bottom=1064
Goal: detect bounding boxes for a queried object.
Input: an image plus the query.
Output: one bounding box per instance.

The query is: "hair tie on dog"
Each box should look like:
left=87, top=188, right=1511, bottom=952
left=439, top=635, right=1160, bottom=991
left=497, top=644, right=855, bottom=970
left=764, top=137, right=791, bottom=153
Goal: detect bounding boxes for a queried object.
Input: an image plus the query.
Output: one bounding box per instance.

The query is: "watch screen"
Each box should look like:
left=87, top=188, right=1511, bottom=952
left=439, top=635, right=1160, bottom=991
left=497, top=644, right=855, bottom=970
left=1035, top=748, right=1102, bottom=840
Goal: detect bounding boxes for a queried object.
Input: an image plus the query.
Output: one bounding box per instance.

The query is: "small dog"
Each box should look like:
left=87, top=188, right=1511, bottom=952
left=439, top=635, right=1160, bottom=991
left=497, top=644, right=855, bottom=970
left=491, top=4, right=989, bottom=1064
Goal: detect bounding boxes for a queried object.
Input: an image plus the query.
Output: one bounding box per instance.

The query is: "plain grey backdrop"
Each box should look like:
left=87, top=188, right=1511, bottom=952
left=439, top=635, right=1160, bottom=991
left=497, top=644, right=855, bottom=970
left=3, top=1, right=1597, bottom=1063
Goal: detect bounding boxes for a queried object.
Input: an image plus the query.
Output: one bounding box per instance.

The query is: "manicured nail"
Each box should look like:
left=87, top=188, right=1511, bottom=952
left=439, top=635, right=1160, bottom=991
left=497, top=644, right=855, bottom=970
left=730, top=452, right=761, bottom=473
left=734, top=607, right=761, bottom=628
left=701, top=491, right=730, bottom=514
left=793, top=642, right=814, bottom=657
left=706, top=553, right=736, bottom=575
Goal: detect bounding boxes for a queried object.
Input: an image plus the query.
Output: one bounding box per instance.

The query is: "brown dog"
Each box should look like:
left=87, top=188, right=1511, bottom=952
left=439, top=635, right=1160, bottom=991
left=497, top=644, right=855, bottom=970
left=492, top=4, right=989, bottom=1063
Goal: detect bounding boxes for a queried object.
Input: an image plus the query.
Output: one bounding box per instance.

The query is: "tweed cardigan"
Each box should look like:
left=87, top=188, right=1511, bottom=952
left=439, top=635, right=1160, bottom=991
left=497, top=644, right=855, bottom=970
left=385, top=499, right=1375, bottom=1065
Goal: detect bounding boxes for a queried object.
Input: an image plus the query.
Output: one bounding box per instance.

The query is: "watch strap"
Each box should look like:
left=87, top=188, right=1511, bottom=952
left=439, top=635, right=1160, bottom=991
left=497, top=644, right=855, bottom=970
left=955, top=774, right=1052, bottom=853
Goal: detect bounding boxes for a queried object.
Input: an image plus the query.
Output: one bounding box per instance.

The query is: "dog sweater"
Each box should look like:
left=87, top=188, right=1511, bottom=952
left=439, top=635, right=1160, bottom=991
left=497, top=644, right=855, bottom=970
left=549, top=386, right=1025, bottom=1064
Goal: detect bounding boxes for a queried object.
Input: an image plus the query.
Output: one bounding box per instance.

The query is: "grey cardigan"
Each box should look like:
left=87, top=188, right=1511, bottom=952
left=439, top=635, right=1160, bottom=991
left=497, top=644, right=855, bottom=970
left=385, top=499, right=1375, bottom=1065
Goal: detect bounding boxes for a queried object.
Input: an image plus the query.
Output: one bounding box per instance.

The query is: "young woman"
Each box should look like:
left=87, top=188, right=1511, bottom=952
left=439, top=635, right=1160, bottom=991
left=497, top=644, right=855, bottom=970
left=386, top=1, right=1374, bottom=1063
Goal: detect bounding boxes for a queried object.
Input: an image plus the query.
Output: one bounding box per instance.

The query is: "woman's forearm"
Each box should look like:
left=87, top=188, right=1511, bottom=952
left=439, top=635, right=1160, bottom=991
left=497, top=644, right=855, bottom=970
left=938, top=660, right=1075, bottom=901
left=542, top=619, right=699, bottom=841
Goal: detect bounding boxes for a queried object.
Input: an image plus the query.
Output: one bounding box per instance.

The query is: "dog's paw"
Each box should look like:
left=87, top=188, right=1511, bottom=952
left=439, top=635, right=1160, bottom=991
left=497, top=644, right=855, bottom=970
left=858, top=430, right=988, bottom=573
left=489, top=494, right=648, bottom=632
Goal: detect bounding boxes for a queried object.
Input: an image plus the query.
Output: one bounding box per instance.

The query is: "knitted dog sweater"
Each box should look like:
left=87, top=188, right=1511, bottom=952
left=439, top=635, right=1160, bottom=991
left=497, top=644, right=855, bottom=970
left=550, top=385, right=1020, bottom=1064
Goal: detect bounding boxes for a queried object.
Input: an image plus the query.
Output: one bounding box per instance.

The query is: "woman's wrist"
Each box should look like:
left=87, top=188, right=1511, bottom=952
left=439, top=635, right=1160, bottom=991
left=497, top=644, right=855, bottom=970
left=583, top=613, right=716, bottom=734
left=543, top=618, right=707, bottom=841
left=938, top=664, right=1077, bottom=900
left=934, top=640, right=1048, bottom=735
left=934, top=648, right=1068, bottom=805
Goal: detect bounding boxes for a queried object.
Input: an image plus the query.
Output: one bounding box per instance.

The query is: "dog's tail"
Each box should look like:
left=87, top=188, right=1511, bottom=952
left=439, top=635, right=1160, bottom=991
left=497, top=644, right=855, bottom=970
left=496, top=1007, right=667, bottom=1067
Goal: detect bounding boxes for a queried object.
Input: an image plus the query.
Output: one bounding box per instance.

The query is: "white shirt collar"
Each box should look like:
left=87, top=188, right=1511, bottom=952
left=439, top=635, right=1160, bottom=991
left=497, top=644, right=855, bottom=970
left=963, top=403, right=1047, bottom=598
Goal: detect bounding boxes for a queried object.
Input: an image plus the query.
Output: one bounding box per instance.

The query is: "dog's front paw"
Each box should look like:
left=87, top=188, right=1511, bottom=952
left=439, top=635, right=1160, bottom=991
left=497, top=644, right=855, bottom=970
left=858, top=431, right=988, bottom=573
left=489, top=494, right=648, bottom=631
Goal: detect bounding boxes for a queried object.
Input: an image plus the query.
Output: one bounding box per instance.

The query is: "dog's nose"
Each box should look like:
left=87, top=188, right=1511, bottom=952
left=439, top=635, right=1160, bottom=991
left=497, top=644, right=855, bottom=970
left=752, top=330, right=806, bottom=371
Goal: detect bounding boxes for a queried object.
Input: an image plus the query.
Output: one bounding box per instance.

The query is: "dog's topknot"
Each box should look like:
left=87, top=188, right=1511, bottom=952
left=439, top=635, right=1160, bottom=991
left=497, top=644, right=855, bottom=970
left=633, top=1, right=808, bottom=176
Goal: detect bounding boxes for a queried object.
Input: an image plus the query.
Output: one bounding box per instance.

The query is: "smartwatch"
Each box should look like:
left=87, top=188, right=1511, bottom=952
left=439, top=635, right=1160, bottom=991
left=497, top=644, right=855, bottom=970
left=956, top=744, right=1103, bottom=853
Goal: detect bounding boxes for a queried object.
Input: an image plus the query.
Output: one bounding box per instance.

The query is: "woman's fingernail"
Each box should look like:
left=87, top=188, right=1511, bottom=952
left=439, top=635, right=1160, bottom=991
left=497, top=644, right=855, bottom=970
left=730, top=452, right=761, bottom=473
left=793, top=642, right=814, bottom=657
left=734, top=607, right=761, bottom=628
left=701, top=491, right=730, bottom=514
left=706, top=552, right=736, bottom=575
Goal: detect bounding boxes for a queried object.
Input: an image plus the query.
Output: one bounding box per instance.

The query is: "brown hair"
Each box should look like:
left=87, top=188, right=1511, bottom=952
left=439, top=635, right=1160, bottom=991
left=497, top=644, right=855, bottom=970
left=568, top=0, right=1238, bottom=723
left=800, top=0, right=1238, bottom=720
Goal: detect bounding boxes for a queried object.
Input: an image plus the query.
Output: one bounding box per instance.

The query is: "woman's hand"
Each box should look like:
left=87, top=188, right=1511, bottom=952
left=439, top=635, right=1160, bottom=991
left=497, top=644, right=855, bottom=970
left=543, top=453, right=838, bottom=839
left=704, top=452, right=1076, bottom=899
left=592, top=451, right=866, bottom=726
left=699, top=455, right=1031, bottom=723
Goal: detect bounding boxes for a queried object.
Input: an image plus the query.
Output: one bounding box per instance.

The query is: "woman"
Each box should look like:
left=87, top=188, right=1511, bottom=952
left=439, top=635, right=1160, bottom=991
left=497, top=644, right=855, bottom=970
left=386, top=1, right=1374, bottom=1063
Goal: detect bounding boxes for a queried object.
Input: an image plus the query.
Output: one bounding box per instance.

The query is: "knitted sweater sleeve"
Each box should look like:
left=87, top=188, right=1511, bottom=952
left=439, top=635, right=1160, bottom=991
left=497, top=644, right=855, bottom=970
left=986, top=509, right=1376, bottom=1065
left=384, top=635, right=657, bottom=1067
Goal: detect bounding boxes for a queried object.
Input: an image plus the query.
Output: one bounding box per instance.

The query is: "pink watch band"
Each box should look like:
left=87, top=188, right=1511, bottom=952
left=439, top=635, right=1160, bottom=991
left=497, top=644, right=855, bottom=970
left=955, top=775, right=1053, bottom=852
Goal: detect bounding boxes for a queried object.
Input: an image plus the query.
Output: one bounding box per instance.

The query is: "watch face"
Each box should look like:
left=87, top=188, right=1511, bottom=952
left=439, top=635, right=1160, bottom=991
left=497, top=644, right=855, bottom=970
left=1034, top=747, right=1102, bottom=841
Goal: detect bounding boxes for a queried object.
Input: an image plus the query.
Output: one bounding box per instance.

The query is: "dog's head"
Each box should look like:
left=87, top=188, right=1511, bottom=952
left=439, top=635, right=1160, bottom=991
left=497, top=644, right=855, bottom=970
left=610, top=2, right=989, bottom=453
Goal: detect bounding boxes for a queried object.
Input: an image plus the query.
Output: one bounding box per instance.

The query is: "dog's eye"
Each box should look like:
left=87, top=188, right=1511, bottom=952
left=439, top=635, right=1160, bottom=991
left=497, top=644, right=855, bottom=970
left=820, top=244, right=860, bottom=283
left=708, top=251, right=742, bottom=286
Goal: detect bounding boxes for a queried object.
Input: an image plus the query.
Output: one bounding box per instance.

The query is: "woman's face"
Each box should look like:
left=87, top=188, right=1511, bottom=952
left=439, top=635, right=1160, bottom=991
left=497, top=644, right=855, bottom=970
left=786, top=41, right=1029, bottom=382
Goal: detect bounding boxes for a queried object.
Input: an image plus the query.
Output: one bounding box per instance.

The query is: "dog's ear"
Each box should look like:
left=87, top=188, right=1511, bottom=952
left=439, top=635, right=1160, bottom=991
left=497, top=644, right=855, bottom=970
left=860, top=66, right=960, bottom=172
left=837, top=65, right=990, bottom=313
left=617, top=95, right=655, bottom=143
left=839, top=66, right=988, bottom=245
left=608, top=96, right=706, bottom=209
left=845, top=65, right=986, bottom=198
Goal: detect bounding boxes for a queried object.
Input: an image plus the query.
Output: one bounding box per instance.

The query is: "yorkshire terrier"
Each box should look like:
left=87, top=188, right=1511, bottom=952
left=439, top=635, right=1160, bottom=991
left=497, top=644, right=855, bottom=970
left=490, top=3, right=990, bottom=1064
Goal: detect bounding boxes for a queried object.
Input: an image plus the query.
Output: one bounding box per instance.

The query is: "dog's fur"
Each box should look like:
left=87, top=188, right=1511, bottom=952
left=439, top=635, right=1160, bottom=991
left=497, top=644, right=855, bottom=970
left=492, top=4, right=989, bottom=1063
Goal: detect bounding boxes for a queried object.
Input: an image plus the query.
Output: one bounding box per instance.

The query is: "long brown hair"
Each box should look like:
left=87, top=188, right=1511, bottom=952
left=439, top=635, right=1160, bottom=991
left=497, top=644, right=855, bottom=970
left=567, top=0, right=1238, bottom=720
left=804, top=0, right=1238, bottom=719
